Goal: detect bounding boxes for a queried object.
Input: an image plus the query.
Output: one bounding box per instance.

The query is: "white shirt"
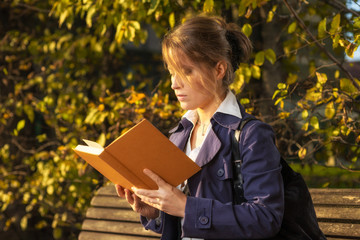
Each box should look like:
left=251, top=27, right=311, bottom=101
left=181, top=91, right=241, bottom=240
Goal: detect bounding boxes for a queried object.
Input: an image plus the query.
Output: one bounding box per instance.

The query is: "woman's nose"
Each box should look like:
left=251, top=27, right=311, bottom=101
left=171, top=75, right=181, bottom=90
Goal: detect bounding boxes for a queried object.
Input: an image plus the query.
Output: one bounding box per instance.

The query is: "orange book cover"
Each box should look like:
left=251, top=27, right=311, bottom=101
left=73, top=119, right=201, bottom=190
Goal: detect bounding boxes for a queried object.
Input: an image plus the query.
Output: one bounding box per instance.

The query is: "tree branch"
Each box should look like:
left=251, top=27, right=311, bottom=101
left=282, top=0, right=360, bottom=90
left=319, top=0, right=360, bottom=17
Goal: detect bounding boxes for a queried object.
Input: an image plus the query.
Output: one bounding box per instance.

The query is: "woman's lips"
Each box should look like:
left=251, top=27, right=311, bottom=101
left=176, top=94, right=186, bottom=101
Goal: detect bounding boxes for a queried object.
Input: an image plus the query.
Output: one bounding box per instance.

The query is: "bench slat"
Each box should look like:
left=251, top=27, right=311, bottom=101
left=86, top=207, right=139, bottom=222
left=315, top=206, right=360, bottom=220
left=319, top=222, right=360, bottom=238
left=91, top=195, right=131, bottom=208
left=79, top=231, right=159, bottom=240
left=310, top=189, right=360, bottom=206
left=96, top=185, right=118, bottom=196
left=81, top=219, right=161, bottom=237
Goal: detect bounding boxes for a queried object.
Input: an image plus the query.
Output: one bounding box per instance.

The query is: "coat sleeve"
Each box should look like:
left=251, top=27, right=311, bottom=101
left=182, top=121, right=284, bottom=239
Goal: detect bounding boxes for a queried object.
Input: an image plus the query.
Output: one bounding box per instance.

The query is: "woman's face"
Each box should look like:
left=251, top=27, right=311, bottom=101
left=168, top=59, right=217, bottom=111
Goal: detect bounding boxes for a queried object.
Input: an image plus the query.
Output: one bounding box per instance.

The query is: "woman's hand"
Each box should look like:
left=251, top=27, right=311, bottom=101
left=115, top=184, right=159, bottom=219
left=131, top=169, right=187, bottom=218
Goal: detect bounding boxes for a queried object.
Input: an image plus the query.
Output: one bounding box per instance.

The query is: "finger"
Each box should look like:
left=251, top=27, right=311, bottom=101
left=125, top=189, right=135, bottom=205
left=132, top=187, right=159, bottom=199
left=143, top=169, right=167, bottom=187
left=115, top=184, right=126, bottom=198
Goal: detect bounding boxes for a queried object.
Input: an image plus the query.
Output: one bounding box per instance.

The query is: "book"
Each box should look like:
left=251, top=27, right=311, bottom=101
left=73, top=119, right=201, bottom=190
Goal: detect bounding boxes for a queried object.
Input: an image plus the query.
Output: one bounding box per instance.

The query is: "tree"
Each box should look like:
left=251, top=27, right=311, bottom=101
left=0, top=0, right=359, bottom=239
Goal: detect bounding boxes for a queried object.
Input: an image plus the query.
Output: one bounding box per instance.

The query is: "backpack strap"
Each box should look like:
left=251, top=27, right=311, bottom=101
left=231, top=116, right=257, bottom=204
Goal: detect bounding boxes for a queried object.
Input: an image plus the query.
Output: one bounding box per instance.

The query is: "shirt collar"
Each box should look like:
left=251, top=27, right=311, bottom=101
left=182, top=90, right=242, bottom=124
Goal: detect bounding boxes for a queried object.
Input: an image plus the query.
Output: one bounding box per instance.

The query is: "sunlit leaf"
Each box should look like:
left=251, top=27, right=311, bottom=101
left=325, top=102, right=335, bottom=119
left=203, top=0, right=214, bottom=13
left=169, top=12, right=175, bottom=28
left=318, top=17, right=327, bottom=38
left=148, top=0, right=160, bottom=15
left=316, top=72, right=327, bottom=85
left=254, top=51, right=265, bottom=66
left=86, top=6, right=96, bottom=28
left=288, top=22, right=297, bottom=33
left=310, top=116, right=320, bottom=129
left=298, top=147, right=307, bottom=159
left=330, top=14, right=341, bottom=34
left=241, top=24, right=252, bottom=37
left=286, top=73, right=298, bottom=85
left=17, top=119, right=25, bottom=132
left=265, top=49, right=276, bottom=64
left=97, top=133, right=106, bottom=147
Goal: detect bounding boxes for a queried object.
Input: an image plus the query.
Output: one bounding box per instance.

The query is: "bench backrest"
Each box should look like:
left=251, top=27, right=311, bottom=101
left=79, top=186, right=360, bottom=240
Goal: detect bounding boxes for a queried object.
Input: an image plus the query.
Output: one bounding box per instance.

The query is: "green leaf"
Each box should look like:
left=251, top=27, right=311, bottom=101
left=264, top=49, right=276, bottom=64
left=286, top=73, right=298, bottom=85
left=325, top=102, right=335, bottom=119
left=330, top=13, right=341, bottom=34
left=310, top=116, right=320, bottom=129
left=318, top=18, right=327, bottom=38
left=241, top=24, right=252, bottom=37
left=17, top=119, right=25, bottom=132
left=148, top=0, right=160, bottom=15
left=254, top=51, right=265, bottom=66
left=340, top=78, right=357, bottom=94
left=354, top=17, right=360, bottom=29
left=288, top=22, right=297, bottom=34
left=203, top=0, right=214, bottom=13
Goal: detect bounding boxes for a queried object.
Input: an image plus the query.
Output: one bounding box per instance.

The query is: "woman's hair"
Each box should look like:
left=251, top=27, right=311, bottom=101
left=162, top=15, right=252, bottom=98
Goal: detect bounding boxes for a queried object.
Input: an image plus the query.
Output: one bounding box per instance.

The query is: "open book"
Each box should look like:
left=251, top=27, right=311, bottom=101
left=73, top=119, right=201, bottom=190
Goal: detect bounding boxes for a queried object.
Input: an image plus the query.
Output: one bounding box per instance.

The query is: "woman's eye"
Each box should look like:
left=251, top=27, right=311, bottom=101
left=184, top=69, right=192, bottom=75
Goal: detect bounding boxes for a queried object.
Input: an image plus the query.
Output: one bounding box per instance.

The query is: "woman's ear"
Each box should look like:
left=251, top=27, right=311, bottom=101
left=215, top=60, right=227, bottom=80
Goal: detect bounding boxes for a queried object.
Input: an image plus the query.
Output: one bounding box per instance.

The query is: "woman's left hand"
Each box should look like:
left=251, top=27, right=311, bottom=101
left=131, top=169, right=187, bottom=218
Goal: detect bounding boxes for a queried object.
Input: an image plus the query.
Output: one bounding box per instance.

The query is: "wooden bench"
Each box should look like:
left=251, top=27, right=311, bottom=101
left=78, top=185, right=360, bottom=240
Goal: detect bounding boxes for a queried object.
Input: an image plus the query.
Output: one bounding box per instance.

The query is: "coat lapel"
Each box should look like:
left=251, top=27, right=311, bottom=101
left=195, top=127, right=221, bottom=167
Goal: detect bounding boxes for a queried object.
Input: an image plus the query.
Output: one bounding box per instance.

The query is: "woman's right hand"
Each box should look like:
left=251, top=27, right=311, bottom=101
left=115, top=184, right=159, bottom=219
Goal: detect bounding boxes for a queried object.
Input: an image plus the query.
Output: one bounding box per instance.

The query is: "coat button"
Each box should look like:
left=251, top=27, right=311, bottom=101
left=199, top=216, right=209, bottom=225
left=217, top=168, right=224, bottom=177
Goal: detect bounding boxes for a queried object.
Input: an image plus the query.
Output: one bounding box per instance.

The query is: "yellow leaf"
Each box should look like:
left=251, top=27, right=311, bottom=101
left=203, top=0, right=214, bottom=13
left=265, top=49, right=276, bottom=64
left=318, top=18, right=327, bottom=38
left=325, top=102, right=335, bottom=119
left=298, top=147, right=307, bottom=159
left=254, top=51, right=265, bottom=66
left=169, top=12, right=175, bottom=28
left=301, top=110, right=308, bottom=120
left=241, top=24, right=252, bottom=37
left=316, top=72, right=327, bottom=85
left=97, top=133, right=106, bottom=147
left=278, top=112, right=290, bottom=119
left=330, top=13, right=341, bottom=34
left=251, top=65, right=261, bottom=79
left=286, top=73, right=298, bottom=85
left=310, top=116, right=319, bottom=129
left=288, top=22, right=297, bottom=34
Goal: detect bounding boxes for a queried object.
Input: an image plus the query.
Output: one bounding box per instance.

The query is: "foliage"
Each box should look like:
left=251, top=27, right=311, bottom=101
left=0, top=0, right=359, bottom=239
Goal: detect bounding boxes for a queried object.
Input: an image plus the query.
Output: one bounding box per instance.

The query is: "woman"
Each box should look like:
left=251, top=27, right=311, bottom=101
left=115, top=15, right=284, bottom=239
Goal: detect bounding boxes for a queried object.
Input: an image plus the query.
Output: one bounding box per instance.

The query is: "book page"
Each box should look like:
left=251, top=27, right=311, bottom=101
left=83, top=139, right=104, bottom=149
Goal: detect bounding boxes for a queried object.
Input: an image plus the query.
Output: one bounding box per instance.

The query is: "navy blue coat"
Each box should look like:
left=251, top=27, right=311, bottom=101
left=141, top=106, right=284, bottom=239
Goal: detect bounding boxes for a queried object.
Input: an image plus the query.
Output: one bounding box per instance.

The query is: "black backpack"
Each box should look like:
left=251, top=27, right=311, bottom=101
left=231, top=117, right=326, bottom=240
